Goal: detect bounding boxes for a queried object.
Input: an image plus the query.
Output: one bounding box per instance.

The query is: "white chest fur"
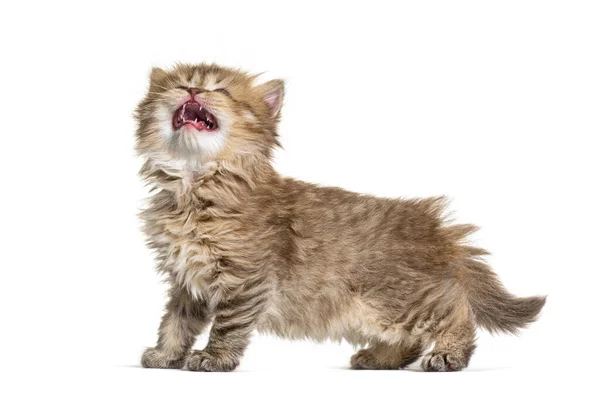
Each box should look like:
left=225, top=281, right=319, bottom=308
left=143, top=159, right=242, bottom=309
left=169, top=240, right=216, bottom=299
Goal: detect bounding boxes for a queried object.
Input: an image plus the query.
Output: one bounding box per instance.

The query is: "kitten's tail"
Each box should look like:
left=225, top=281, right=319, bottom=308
left=462, top=258, right=546, bottom=334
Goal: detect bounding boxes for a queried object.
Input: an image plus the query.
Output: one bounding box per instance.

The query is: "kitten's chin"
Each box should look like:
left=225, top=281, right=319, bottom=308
left=164, top=124, right=228, bottom=163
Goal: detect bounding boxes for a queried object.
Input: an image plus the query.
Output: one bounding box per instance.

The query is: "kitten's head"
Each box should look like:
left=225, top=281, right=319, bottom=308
left=135, top=63, right=284, bottom=165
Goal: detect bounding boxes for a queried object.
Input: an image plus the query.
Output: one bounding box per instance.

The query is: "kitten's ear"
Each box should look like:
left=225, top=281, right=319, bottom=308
left=149, top=67, right=168, bottom=89
left=257, top=79, right=285, bottom=118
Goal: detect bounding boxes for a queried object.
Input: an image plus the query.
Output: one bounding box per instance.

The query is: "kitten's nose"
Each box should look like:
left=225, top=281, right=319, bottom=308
left=188, top=88, right=200, bottom=98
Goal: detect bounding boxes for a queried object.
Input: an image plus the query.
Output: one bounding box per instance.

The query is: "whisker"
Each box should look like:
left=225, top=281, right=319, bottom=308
left=151, top=83, right=183, bottom=91
left=148, top=91, right=175, bottom=97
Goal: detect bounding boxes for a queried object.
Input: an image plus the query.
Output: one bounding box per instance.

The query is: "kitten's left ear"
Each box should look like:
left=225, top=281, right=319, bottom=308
left=257, top=79, right=285, bottom=118
left=149, top=67, right=168, bottom=89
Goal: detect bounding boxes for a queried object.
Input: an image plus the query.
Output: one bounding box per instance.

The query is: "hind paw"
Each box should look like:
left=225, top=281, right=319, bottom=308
left=350, top=349, right=379, bottom=370
left=350, top=349, right=399, bottom=370
left=421, top=352, right=466, bottom=372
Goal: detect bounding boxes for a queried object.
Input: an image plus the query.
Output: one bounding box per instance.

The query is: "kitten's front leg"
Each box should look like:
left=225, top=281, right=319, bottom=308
left=141, top=285, right=211, bottom=369
left=187, top=280, right=269, bottom=372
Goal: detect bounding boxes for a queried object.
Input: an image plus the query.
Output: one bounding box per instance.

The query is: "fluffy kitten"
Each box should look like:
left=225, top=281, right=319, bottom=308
left=136, top=63, right=545, bottom=372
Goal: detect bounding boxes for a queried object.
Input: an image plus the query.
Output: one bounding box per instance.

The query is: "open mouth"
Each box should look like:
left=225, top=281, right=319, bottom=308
left=172, top=100, right=218, bottom=132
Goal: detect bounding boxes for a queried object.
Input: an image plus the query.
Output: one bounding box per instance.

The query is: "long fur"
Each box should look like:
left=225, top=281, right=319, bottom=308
left=135, top=63, right=545, bottom=372
left=461, top=258, right=546, bottom=334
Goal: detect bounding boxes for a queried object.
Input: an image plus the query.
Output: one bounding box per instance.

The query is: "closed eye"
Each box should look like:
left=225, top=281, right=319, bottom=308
left=213, top=88, right=231, bottom=97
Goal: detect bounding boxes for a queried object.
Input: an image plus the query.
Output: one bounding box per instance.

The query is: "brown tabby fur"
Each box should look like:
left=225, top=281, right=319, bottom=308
left=136, top=63, right=546, bottom=372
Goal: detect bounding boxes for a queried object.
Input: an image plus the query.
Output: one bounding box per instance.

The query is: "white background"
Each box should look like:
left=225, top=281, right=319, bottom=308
left=1, top=1, right=598, bottom=394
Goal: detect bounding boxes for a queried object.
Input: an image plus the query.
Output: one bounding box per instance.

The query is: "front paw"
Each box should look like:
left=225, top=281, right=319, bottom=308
left=186, top=350, right=239, bottom=372
left=141, top=347, right=186, bottom=369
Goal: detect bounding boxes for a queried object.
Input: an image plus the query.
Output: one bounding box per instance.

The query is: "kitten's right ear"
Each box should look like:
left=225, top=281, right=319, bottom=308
left=256, top=79, right=285, bottom=119
left=149, top=67, right=168, bottom=89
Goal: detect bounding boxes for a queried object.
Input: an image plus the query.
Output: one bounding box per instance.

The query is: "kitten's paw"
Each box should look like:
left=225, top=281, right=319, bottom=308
left=421, top=351, right=466, bottom=372
left=351, top=349, right=378, bottom=369
left=186, top=350, right=238, bottom=372
left=141, top=348, right=186, bottom=369
left=350, top=349, right=397, bottom=370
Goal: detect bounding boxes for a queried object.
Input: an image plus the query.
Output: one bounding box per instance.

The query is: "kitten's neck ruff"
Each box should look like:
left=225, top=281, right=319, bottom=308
left=141, top=152, right=277, bottom=199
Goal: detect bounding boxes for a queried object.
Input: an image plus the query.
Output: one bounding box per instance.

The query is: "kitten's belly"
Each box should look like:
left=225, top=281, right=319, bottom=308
left=256, top=292, right=371, bottom=345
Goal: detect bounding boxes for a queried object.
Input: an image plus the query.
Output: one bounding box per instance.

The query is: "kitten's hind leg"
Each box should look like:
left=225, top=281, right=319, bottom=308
left=421, top=321, right=476, bottom=372
left=350, top=339, right=425, bottom=370
left=141, top=286, right=210, bottom=369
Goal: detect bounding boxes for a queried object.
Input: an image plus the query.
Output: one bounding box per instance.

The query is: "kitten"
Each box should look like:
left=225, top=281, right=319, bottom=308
left=136, top=63, right=545, bottom=372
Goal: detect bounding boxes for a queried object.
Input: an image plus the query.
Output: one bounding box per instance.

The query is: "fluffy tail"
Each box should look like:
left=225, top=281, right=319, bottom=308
left=462, top=258, right=546, bottom=334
